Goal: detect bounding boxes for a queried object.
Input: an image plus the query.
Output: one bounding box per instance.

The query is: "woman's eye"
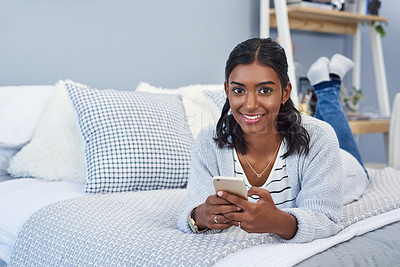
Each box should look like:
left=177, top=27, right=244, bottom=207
left=259, top=87, right=272, bottom=94
left=232, top=87, right=245, bottom=94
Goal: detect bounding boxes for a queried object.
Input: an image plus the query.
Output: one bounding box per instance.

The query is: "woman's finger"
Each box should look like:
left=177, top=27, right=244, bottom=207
left=247, top=187, right=273, bottom=201
left=210, top=214, right=232, bottom=229
left=216, top=191, right=248, bottom=209
left=206, top=194, right=234, bottom=205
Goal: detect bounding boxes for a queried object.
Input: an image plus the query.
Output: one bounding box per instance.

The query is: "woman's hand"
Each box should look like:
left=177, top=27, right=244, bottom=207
left=194, top=194, right=242, bottom=230
left=218, top=187, right=298, bottom=239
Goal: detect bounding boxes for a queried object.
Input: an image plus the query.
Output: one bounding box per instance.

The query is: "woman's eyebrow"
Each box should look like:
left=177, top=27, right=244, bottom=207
left=230, top=81, right=245, bottom=87
left=256, top=81, right=276, bottom=86
left=230, top=81, right=276, bottom=87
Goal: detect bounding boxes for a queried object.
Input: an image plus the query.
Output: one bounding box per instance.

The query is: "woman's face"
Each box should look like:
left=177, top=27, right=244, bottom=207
left=225, top=61, right=291, bottom=137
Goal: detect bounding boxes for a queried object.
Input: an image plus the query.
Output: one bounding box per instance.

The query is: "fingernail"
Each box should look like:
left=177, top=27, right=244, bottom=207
left=217, top=191, right=223, bottom=197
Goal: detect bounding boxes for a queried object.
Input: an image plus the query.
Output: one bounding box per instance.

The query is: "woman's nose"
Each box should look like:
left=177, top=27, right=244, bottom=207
left=245, top=92, right=258, bottom=110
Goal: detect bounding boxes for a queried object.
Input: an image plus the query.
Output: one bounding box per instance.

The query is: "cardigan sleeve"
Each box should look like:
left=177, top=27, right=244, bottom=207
left=279, top=118, right=343, bottom=243
left=176, top=127, right=218, bottom=233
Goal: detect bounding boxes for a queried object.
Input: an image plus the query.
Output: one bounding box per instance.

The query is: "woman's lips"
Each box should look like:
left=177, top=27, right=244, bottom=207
left=240, top=113, right=265, bottom=124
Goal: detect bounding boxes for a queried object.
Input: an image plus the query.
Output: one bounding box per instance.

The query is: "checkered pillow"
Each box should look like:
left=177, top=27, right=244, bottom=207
left=65, top=81, right=194, bottom=193
left=203, top=90, right=227, bottom=119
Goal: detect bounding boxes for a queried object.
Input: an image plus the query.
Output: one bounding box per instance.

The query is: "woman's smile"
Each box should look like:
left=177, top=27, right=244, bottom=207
left=240, top=113, right=265, bottom=124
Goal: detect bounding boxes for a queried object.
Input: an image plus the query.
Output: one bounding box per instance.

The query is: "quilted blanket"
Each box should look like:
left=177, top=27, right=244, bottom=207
left=9, top=167, right=400, bottom=266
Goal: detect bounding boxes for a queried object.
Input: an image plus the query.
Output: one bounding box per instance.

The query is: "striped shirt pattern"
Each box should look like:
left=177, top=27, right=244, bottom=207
left=233, top=141, right=296, bottom=208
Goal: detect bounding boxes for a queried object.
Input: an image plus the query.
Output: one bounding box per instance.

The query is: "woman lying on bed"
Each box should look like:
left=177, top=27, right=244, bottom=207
left=177, top=37, right=369, bottom=242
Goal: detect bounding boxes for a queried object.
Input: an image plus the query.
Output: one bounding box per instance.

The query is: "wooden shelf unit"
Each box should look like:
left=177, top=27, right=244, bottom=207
left=262, top=1, right=390, bottom=135
left=349, top=119, right=390, bottom=135
left=269, top=5, right=388, bottom=35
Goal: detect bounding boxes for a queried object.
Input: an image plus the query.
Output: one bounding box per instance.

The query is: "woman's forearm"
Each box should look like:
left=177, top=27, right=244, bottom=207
left=274, top=210, right=298, bottom=240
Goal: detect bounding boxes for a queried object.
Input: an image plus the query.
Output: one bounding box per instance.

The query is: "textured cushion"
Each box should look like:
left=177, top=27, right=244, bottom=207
left=8, top=82, right=86, bottom=183
left=203, top=89, right=226, bottom=119
left=0, top=148, right=19, bottom=175
left=136, top=82, right=223, bottom=138
left=65, top=80, right=193, bottom=193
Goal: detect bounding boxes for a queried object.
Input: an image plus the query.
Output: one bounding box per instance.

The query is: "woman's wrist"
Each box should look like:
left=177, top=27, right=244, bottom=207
left=188, top=205, right=208, bottom=233
left=274, top=210, right=298, bottom=240
left=193, top=204, right=208, bottom=230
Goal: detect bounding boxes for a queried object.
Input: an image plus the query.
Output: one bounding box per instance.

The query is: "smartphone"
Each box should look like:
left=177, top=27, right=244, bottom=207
left=213, top=176, right=248, bottom=199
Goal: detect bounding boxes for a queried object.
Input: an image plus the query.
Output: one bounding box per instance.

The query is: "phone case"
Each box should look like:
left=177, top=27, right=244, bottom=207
left=213, top=176, right=247, bottom=199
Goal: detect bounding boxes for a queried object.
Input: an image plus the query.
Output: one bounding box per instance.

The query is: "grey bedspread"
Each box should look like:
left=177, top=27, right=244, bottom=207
left=296, top=220, right=400, bottom=266
left=10, top=189, right=278, bottom=266
left=9, top=167, right=400, bottom=266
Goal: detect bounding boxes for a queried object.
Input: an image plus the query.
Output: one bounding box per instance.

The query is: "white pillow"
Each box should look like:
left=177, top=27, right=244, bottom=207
left=0, top=147, right=19, bottom=176
left=202, top=89, right=227, bottom=120
left=389, top=93, right=400, bottom=169
left=8, top=82, right=86, bottom=183
left=179, top=83, right=225, bottom=123
left=66, top=80, right=194, bottom=193
left=0, top=85, right=55, bottom=148
left=136, top=82, right=223, bottom=138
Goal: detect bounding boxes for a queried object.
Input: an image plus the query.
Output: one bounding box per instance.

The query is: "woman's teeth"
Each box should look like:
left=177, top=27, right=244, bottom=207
left=243, top=114, right=262, bottom=120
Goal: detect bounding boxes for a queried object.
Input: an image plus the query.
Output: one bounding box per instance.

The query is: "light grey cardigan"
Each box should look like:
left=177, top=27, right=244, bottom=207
left=177, top=115, right=343, bottom=243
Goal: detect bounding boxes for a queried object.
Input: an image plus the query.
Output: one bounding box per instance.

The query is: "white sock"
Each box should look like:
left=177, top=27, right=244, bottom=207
left=307, top=57, right=330, bottom=86
left=329, top=54, right=354, bottom=80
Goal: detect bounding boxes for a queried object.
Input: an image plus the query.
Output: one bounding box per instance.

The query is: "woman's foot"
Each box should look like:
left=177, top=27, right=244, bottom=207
left=329, top=54, right=354, bottom=80
left=307, top=57, right=330, bottom=86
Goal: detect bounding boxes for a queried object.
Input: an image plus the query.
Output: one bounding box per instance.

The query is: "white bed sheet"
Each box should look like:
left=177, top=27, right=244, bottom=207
left=0, top=178, right=85, bottom=263
left=217, top=208, right=400, bottom=266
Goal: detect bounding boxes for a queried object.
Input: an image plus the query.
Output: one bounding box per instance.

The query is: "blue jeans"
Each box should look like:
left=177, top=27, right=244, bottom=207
left=313, top=79, right=366, bottom=172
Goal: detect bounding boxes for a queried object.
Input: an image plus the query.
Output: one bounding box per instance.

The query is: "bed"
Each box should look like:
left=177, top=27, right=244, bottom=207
left=1, top=80, right=400, bottom=266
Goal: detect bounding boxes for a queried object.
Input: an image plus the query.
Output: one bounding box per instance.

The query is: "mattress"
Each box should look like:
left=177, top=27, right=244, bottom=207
left=0, top=175, right=12, bottom=183
left=0, top=178, right=85, bottom=263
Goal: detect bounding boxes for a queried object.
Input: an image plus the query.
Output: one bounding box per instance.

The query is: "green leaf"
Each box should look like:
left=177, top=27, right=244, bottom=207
left=375, top=24, right=386, bottom=38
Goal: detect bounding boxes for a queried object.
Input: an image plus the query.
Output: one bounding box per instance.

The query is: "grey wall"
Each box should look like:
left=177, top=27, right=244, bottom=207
left=0, top=0, right=259, bottom=89
left=1, top=0, right=399, bottom=163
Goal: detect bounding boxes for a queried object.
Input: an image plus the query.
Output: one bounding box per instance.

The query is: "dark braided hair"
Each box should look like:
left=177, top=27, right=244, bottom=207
left=214, top=38, right=310, bottom=158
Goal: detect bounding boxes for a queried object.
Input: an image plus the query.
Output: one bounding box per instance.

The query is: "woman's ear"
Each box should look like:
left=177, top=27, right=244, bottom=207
left=282, top=82, right=292, bottom=105
left=224, top=81, right=229, bottom=99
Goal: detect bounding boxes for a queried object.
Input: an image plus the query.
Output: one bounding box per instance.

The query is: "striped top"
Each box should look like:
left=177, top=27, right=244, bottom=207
left=233, top=141, right=296, bottom=208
